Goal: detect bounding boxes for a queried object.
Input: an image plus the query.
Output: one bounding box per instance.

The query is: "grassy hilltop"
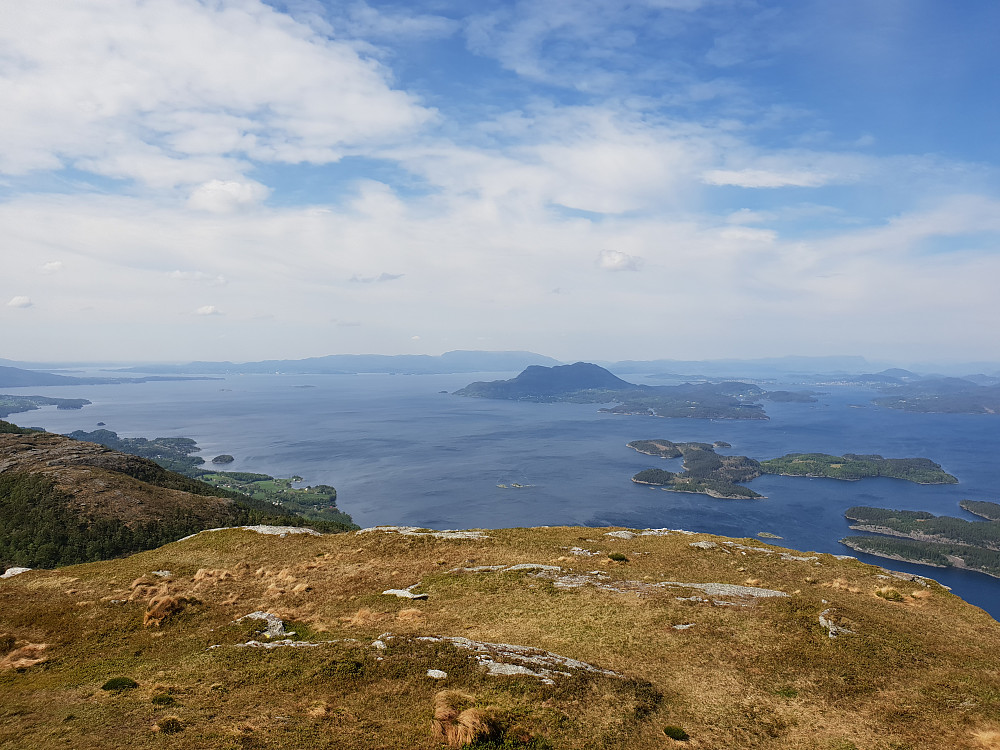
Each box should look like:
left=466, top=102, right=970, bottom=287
left=3, top=524, right=1000, bottom=749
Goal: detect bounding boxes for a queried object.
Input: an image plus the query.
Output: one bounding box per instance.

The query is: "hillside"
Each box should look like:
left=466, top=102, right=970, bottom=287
left=0, top=423, right=352, bottom=570
left=2, top=524, right=999, bottom=749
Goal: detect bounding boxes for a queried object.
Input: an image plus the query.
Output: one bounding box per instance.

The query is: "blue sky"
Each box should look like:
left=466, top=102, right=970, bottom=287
left=2, top=0, right=999, bottom=364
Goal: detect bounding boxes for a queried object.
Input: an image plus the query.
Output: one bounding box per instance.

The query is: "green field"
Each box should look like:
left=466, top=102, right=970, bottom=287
left=197, top=472, right=353, bottom=526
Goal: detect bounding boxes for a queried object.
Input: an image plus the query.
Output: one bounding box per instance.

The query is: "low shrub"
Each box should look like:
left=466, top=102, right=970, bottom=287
left=608, top=552, right=628, bottom=562
left=101, top=676, right=138, bottom=691
left=156, top=716, right=184, bottom=734
left=663, top=725, right=689, bottom=741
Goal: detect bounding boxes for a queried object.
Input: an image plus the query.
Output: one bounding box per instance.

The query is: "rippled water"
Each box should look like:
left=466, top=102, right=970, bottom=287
left=8, top=372, right=999, bottom=618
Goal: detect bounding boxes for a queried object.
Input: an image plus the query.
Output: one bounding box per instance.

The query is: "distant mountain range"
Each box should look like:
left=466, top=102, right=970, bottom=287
left=113, top=350, right=562, bottom=375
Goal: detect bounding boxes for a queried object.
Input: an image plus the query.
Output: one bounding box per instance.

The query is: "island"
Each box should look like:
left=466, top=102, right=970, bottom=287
left=759, top=453, right=957, bottom=484
left=212, top=454, right=235, bottom=464
left=64, top=429, right=352, bottom=526
left=456, top=363, right=771, bottom=419
left=627, top=441, right=959, bottom=500
left=0, top=394, right=91, bottom=418
left=629, top=440, right=763, bottom=499
left=841, top=505, right=1000, bottom=578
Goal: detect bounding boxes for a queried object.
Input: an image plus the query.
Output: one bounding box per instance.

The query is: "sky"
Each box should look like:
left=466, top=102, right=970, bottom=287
left=2, top=0, right=999, bottom=365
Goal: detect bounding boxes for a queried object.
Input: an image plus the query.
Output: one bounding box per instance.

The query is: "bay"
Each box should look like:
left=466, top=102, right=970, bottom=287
left=6, top=372, right=999, bottom=619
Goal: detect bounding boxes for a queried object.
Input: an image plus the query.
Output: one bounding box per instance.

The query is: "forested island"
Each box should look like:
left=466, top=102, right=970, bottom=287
left=64, top=429, right=352, bottom=527
left=841, top=505, right=1000, bottom=578
left=628, top=441, right=957, bottom=500
left=629, top=440, right=763, bottom=499
left=759, top=454, right=957, bottom=484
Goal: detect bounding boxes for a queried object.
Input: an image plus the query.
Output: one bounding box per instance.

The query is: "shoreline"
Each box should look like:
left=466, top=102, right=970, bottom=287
left=631, top=477, right=765, bottom=500
left=763, top=471, right=955, bottom=485
left=839, top=539, right=1000, bottom=580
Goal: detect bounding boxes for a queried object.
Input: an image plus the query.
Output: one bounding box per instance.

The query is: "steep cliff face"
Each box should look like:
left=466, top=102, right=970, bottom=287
left=2, top=522, right=999, bottom=749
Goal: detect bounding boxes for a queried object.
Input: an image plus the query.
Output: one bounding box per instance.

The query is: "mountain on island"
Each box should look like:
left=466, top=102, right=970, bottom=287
left=454, top=362, right=634, bottom=400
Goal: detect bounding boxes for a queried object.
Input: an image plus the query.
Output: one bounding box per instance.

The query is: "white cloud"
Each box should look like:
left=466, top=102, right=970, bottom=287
left=40, top=261, right=63, bottom=273
left=195, top=305, right=222, bottom=316
left=7, top=296, right=33, bottom=308
left=597, top=249, right=641, bottom=271
left=0, top=1, right=433, bottom=187
left=188, top=180, right=270, bottom=212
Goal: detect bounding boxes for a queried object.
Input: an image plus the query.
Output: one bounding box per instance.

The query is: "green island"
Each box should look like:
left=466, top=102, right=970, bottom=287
left=627, top=441, right=958, bottom=500
left=629, top=440, right=764, bottom=499
left=65, top=429, right=354, bottom=527
left=759, top=453, right=957, bottom=484
left=0, top=394, right=91, bottom=419
left=841, top=505, right=1000, bottom=578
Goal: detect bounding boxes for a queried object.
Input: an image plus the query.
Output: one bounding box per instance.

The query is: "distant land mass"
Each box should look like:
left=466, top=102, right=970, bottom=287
left=0, top=394, right=91, bottom=418
left=113, top=350, right=562, bottom=376
left=0, top=365, right=217, bottom=388
left=872, top=378, right=1000, bottom=414
left=455, top=362, right=777, bottom=419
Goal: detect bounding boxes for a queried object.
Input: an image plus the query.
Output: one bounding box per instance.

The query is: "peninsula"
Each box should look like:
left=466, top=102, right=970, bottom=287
left=0, top=394, right=91, bottom=419
left=64, top=429, right=353, bottom=527
left=841, top=505, right=1000, bottom=578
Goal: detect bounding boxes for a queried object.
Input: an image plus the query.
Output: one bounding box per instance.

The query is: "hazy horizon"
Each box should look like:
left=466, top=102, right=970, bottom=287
left=3, top=1, right=999, bottom=363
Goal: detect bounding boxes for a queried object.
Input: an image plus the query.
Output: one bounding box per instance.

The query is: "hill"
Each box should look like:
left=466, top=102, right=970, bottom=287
left=457, top=366, right=770, bottom=419
left=2, top=523, right=999, bottom=748
left=455, top=362, right=634, bottom=400
left=0, top=422, right=353, bottom=571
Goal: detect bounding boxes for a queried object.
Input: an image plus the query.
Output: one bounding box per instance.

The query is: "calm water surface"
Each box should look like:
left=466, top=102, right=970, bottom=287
left=8, top=373, right=999, bottom=618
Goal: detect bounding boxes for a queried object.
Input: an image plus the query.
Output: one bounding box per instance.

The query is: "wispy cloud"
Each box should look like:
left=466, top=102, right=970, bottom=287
left=195, top=305, right=222, bottom=316
left=7, top=296, right=33, bottom=308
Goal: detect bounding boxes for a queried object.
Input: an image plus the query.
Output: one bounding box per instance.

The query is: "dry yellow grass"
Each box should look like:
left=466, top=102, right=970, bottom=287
left=1, top=525, right=999, bottom=749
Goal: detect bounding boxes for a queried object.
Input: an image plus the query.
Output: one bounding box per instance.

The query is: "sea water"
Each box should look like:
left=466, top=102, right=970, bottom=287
left=6, top=372, right=999, bottom=618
